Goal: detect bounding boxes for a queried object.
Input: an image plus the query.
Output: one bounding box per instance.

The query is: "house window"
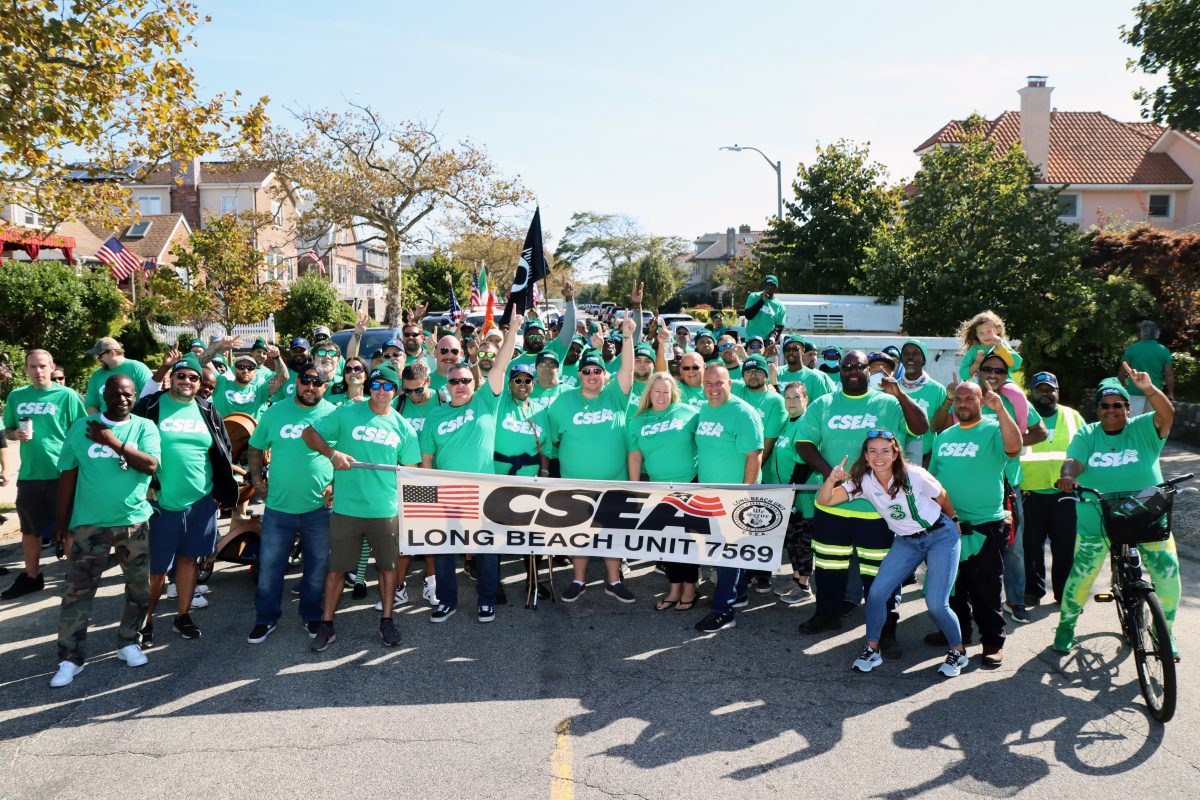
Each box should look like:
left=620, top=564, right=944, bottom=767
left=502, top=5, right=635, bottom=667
left=271, top=200, right=283, bottom=226
left=137, top=195, right=162, bottom=215
left=1147, top=193, right=1172, bottom=218
left=1056, top=193, right=1080, bottom=219
left=337, top=263, right=347, bottom=284
left=21, top=206, right=40, bottom=226
left=220, top=195, right=238, bottom=215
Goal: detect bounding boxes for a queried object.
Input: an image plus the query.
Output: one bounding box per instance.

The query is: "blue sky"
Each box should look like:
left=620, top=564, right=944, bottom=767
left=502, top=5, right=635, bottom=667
left=190, top=0, right=1151, bottom=249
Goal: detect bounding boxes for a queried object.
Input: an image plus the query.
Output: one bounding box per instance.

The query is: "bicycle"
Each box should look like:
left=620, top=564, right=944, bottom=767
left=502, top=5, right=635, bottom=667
left=1063, top=473, right=1193, bottom=723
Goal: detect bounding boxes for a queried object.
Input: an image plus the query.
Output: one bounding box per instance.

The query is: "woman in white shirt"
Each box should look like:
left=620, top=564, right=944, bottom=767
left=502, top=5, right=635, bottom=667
left=816, top=430, right=968, bottom=678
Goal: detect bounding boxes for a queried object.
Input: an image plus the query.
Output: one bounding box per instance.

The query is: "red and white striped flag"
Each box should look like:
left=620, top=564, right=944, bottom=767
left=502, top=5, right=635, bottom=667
left=96, top=236, right=142, bottom=281
left=304, top=249, right=327, bottom=275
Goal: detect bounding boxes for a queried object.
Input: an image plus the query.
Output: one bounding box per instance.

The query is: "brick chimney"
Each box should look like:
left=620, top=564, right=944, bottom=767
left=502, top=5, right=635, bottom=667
left=1018, top=75, right=1052, bottom=178
left=738, top=224, right=751, bottom=234
left=726, top=227, right=736, bottom=258
left=169, top=155, right=202, bottom=228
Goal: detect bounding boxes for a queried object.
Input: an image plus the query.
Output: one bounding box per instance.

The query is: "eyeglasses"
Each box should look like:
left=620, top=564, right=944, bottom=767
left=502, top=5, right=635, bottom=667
left=510, top=377, right=533, bottom=385
left=979, top=365, right=1008, bottom=375
left=235, top=364, right=256, bottom=371
left=447, top=377, right=473, bottom=386
left=866, top=430, right=896, bottom=440
left=298, top=375, right=325, bottom=386
left=344, top=365, right=365, bottom=374
left=402, top=386, right=426, bottom=395
left=680, top=365, right=701, bottom=371
left=580, top=367, right=605, bottom=376
left=718, top=343, right=734, bottom=352
left=369, top=380, right=397, bottom=392
left=383, top=350, right=403, bottom=359
left=314, top=349, right=337, bottom=357
left=1098, top=401, right=1128, bottom=410
left=440, top=347, right=460, bottom=356
left=173, top=373, right=200, bottom=383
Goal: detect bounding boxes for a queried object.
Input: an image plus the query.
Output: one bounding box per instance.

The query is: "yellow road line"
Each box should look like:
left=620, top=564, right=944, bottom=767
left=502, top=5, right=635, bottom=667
left=550, top=717, right=574, bottom=800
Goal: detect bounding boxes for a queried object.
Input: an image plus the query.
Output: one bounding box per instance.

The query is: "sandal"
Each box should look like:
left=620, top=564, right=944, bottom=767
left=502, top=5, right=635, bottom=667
left=655, top=599, right=679, bottom=611
left=675, top=596, right=699, bottom=611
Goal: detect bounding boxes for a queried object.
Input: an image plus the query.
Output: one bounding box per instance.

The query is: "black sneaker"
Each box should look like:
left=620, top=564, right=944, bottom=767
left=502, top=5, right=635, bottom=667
left=495, top=585, right=508, bottom=606
left=379, top=618, right=401, bottom=647
left=247, top=622, right=277, bottom=644
left=752, top=575, right=773, bottom=594
left=140, top=621, right=154, bottom=648
left=343, top=572, right=357, bottom=588
left=172, top=614, right=201, bottom=639
left=561, top=581, right=585, bottom=602
left=798, top=611, right=842, bottom=635
left=695, top=612, right=737, bottom=633
left=477, top=605, right=496, bottom=623
left=430, top=604, right=456, bottom=623
left=311, top=621, right=335, bottom=652
left=1007, top=605, right=1032, bottom=624
left=302, top=620, right=321, bottom=638
left=731, top=593, right=749, bottom=609
left=352, top=582, right=368, bottom=600
left=464, top=560, right=478, bottom=581
left=605, top=581, right=636, bottom=603
left=1, top=572, right=44, bottom=600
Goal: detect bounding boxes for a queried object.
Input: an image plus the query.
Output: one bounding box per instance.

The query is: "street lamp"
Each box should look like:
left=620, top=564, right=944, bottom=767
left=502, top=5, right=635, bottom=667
left=720, top=144, right=783, bottom=222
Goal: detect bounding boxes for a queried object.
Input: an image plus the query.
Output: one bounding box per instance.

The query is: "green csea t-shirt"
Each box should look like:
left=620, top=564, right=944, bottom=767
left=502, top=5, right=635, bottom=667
left=312, top=401, right=421, bottom=518
left=419, top=389, right=501, bottom=474
left=428, top=371, right=449, bottom=392
left=57, top=414, right=161, bottom=528
left=151, top=395, right=214, bottom=511
left=901, top=379, right=948, bottom=455
left=494, top=391, right=554, bottom=476
left=248, top=398, right=336, bottom=514
left=530, top=381, right=567, bottom=410
left=399, top=393, right=445, bottom=435
left=213, top=373, right=271, bottom=419
left=732, top=384, right=788, bottom=441
left=679, top=382, right=706, bottom=409
left=3, top=384, right=87, bottom=480
left=695, top=396, right=764, bottom=484
left=626, top=403, right=699, bottom=482
left=929, top=418, right=1009, bottom=525
left=84, top=359, right=154, bottom=412
left=743, top=292, right=786, bottom=339
left=1121, top=339, right=1172, bottom=396
left=982, top=396, right=1040, bottom=485
left=793, top=389, right=910, bottom=518
left=770, top=415, right=816, bottom=517
left=545, top=380, right=631, bottom=480
left=1066, top=412, right=1166, bottom=538
left=777, top=367, right=836, bottom=403
left=270, top=374, right=299, bottom=404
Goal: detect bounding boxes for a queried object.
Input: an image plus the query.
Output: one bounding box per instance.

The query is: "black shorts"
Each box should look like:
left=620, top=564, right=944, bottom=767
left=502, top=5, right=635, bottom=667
left=16, top=479, right=58, bottom=538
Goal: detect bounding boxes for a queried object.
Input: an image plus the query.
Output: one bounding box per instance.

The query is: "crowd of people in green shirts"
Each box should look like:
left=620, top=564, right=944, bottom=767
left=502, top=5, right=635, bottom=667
left=0, top=273, right=1186, bottom=687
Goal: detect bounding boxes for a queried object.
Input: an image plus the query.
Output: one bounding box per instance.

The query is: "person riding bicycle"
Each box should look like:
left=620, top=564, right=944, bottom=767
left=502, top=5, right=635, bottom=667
left=1053, top=367, right=1178, bottom=658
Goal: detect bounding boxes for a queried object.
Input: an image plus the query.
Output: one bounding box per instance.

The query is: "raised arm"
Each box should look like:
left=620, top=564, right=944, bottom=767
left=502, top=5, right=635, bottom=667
left=1128, top=362, right=1174, bottom=438
left=488, top=314, right=523, bottom=396
left=981, top=388, right=1022, bottom=456
left=555, top=281, right=576, bottom=350
left=617, top=313, right=636, bottom=395
left=199, top=336, right=241, bottom=367
left=267, top=345, right=288, bottom=394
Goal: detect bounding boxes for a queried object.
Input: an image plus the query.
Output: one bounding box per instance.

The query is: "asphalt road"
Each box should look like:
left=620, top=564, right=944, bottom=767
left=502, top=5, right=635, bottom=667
left=2, top=544, right=1199, bottom=800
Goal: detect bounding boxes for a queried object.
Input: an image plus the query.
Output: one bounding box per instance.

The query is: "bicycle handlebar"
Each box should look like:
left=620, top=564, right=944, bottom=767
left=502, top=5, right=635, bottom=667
left=1058, top=473, right=1193, bottom=503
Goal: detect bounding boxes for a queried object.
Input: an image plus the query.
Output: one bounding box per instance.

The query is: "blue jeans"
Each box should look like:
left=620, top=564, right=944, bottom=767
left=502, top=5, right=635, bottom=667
left=711, top=566, right=749, bottom=614
left=435, top=554, right=499, bottom=610
left=865, top=514, right=962, bottom=647
left=255, top=506, right=330, bottom=625
left=1002, top=485, right=1026, bottom=606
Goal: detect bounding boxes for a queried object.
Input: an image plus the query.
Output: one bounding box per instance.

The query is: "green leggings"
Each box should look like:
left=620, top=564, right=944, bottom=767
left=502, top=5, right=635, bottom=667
left=1057, top=504, right=1181, bottom=646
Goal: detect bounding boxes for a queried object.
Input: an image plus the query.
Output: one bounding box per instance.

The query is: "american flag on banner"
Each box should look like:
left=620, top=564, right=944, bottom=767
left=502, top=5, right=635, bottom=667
left=96, top=236, right=142, bottom=281
left=304, top=249, right=327, bottom=275
left=447, top=281, right=462, bottom=325
left=663, top=492, right=726, bottom=517
left=402, top=485, right=480, bottom=519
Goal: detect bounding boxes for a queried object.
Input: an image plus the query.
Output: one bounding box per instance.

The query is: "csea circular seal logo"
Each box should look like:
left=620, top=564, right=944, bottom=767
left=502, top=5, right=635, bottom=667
left=731, top=497, right=784, bottom=535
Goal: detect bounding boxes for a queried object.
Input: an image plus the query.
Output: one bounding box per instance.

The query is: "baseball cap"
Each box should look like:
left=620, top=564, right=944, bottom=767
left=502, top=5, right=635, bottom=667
left=312, top=325, right=332, bottom=343
left=634, top=344, right=655, bottom=360
left=382, top=338, right=402, bottom=350
left=742, top=354, right=770, bottom=373
left=171, top=354, right=204, bottom=375
left=578, top=353, right=607, bottom=371
left=536, top=350, right=561, bottom=364
left=509, top=364, right=535, bottom=379
left=764, top=275, right=780, bottom=287
left=867, top=351, right=897, bottom=369
left=290, top=337, right=311, bottom=351
left=233, top=354, right=257, bottom=366
left=484, top=329, right=503, bottom=343
left=1031, top=371, right=1059, bottom=389
left=252, top=337, right=268, bottom=351
left=746, top=336, right=765, bottom=348
left=821, top=346, right=841, bottom=360
left=571, top=334, right=587, bottom=346
left=86, top=336, right=122, bottom=357
left=1097, top=377, right=1129, bottom=401
left=525, top=319, right=545, bottom=332
left=694, top=330, right=715, bottom=342
left=369, top=364, right=400, bottom=385
left=212, top=354, right=228, bottom=366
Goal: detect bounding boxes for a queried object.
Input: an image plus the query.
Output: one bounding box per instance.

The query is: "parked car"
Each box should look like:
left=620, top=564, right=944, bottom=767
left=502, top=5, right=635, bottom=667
left=330, top=326, right=402, bottom=359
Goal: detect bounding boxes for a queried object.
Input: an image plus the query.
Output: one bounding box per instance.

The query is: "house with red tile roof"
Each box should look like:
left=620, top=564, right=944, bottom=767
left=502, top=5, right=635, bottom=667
left=916, top=76, right=1200, bottom=231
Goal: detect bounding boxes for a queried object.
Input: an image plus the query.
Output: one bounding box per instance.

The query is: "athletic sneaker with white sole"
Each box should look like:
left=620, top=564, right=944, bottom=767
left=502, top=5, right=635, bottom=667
left=116, top=644, right=148, bottom=667
left=50, top=661, right=84, bottom=687
left=374, top=586, right=408, bottom=611
left=937, top=649, right=970, bottom=677
left=190, top=593, right=209, bottom=610
left=422, top=576, right=438, bottom=605
left=851, top=645, right=882, bottom=673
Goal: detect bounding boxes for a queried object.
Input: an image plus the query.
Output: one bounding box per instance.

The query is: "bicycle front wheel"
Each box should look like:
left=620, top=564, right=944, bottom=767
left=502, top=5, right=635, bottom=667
left=1132, top=590, right=1177, bottom=723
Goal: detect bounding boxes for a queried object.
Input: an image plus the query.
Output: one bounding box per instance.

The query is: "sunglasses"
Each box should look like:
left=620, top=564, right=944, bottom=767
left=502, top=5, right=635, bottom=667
left=344, top=365, right=365, bottom=374
left=402, top=386, right=425, bottom=395
left=314, top=349, right=337, bottom=357
left=747, top=342, right=764, bottom=349
left=235, top=364, right=256, bottom=371
left=866, top=430, right=896, bottom=440
left=580, top=367, right=605, bottom=376
left=447, top=377, right=473, bottom=386
left=783, top=346, right=801, bottom=353
left=51, top=376, right=66, bottom=383
left=173, top=372, right=200, bottom=383
left=680, top=365, right=701, bottom=372
left=1098, top=401, right=1128, bottom=410
left=842, top=363, right=867, bottom=372
left=479, top=353, right=497, bottom=360
left=510, top=377, right=533, bottom=385
left=979, top=365, right=1008, bottom=375
left=440, top=347, right=460, bottom=356
left=370, top=380, right=397, bottom=392
left=298, top=375, right=325, bottom=386
left=718, top=343, right=734, bottom=352
left=402, top=331, right=422, bottom=338
left=383, top=351, right=403, bottom=359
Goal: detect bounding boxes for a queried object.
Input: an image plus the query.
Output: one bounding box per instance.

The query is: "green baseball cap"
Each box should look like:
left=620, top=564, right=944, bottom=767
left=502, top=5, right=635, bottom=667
left=369, top=364, right=401, bottom=385
left=1097, top=377, right=1130, bottom=402
left=171, top=354, right=204, bottom=375
left=742, top=354, right=770, bottom=373
left=188, top=338, right=204, bottom=350
left=764, top=275, right=779, bottom=287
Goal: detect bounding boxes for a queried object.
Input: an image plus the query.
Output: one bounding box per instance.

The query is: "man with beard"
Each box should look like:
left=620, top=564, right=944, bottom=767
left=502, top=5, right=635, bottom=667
left=270, top=338, right=314, bottom=403
left=777, top=334, right=835, bottom=403
left=83, top=337, right=154, bottom=414
left=629, top=344, right=656, bottom=402
left=716, top=334, right=744, bottom=379
left=743, top=274, right=786, bottom=343
left=531, top=350, right=568, bottom=408
left=802, top=340, right=819, bottom=370
left=207, top=341, right=288, bottom=419
left=246, top=362, right=336, bottom=644
left=794, top=350, right=928, bottom=654
left=560, top=335, right=586, bottom=388
left=693, top=330, right=719, bottom=365
left=897, top=339, right=947, bottom=466
left=1019, top=372, right=1083, bottom=605
left=429, top=333, right=465, bottom=392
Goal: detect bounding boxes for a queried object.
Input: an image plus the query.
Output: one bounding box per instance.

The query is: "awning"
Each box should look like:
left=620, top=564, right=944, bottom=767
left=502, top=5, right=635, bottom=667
left=0, top=226, right=76, bottom=263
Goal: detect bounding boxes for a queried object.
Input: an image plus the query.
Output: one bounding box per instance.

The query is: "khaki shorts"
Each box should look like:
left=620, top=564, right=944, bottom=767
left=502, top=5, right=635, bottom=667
left=328, top=513, right=398, bottom=573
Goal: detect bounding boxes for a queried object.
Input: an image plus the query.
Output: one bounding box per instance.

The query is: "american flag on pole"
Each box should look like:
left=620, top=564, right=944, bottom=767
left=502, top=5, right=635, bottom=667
left=303, top=249, right=327, bottom=275
left=96, top=236, right=142, bottom=281
left=469, top=262, right=488, bottom=309
left=143, top=257, right=158, bottom=275
left=448, top=280, right=462, bottom=325
left=402, top=484, right=480, bottom=519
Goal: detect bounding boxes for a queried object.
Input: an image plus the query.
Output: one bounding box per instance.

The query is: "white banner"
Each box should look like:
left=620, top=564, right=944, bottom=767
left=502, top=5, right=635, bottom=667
left=394, top=467, right=794, bottom=569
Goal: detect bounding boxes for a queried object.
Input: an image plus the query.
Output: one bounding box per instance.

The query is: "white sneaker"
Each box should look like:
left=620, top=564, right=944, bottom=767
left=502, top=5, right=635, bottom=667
left=194, top=584, right=211, bottom=595
left=166, top=584, right=178, bottom=599
left=50, top=660, right=83, bottom=687
left=374, top=586, right=409, bottom=611
left=937, top=649, right=969, bottom=678
left=851, top=645, right=882, bottom=673
left=190, top=593, right=209, bottom=610
left=117, top=644, right=148, bottom=667
left=422, top=576, right=438, bottom=606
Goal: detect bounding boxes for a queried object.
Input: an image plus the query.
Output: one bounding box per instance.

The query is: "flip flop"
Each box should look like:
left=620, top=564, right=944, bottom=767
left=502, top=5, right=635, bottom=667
left=655, top=599, right=679, bottom=611
left=675, top=597, right=699, bottom=611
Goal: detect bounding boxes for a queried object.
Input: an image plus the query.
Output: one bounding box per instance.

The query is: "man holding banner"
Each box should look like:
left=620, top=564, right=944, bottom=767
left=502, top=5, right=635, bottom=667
left=419, top=317, right=522, bottom=624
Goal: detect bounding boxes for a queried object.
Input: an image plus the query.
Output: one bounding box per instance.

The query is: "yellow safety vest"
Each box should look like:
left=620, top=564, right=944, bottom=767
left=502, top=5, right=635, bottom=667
left=1018, top=405, right=1083, bottom=491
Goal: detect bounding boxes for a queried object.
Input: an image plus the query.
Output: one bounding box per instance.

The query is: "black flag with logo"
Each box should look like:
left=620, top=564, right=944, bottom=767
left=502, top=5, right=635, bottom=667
left=500, top=207, right=547, bottom=325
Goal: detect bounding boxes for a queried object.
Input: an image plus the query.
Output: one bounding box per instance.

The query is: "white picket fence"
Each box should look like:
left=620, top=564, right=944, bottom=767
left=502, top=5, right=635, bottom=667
left=150, top=316, right=277, bottom=346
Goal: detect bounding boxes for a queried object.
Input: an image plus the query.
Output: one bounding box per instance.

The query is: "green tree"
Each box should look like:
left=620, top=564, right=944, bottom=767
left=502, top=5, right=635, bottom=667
left=404, top=253, right=474, bottom=313
left=713, top=252, right=766, bottom=310
left=1122, top=0, right=1200, bottom=131
left=555, top=211, right=689, bottom=280
left=0, top=261, right=124, bottom=381
left=758, top=140, right=900, bottom=293
left=0, top=0, right=267, bottom=230
left=275, top=272, right=356, bottom=341
left=150, top=213, right=284, bottom=336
